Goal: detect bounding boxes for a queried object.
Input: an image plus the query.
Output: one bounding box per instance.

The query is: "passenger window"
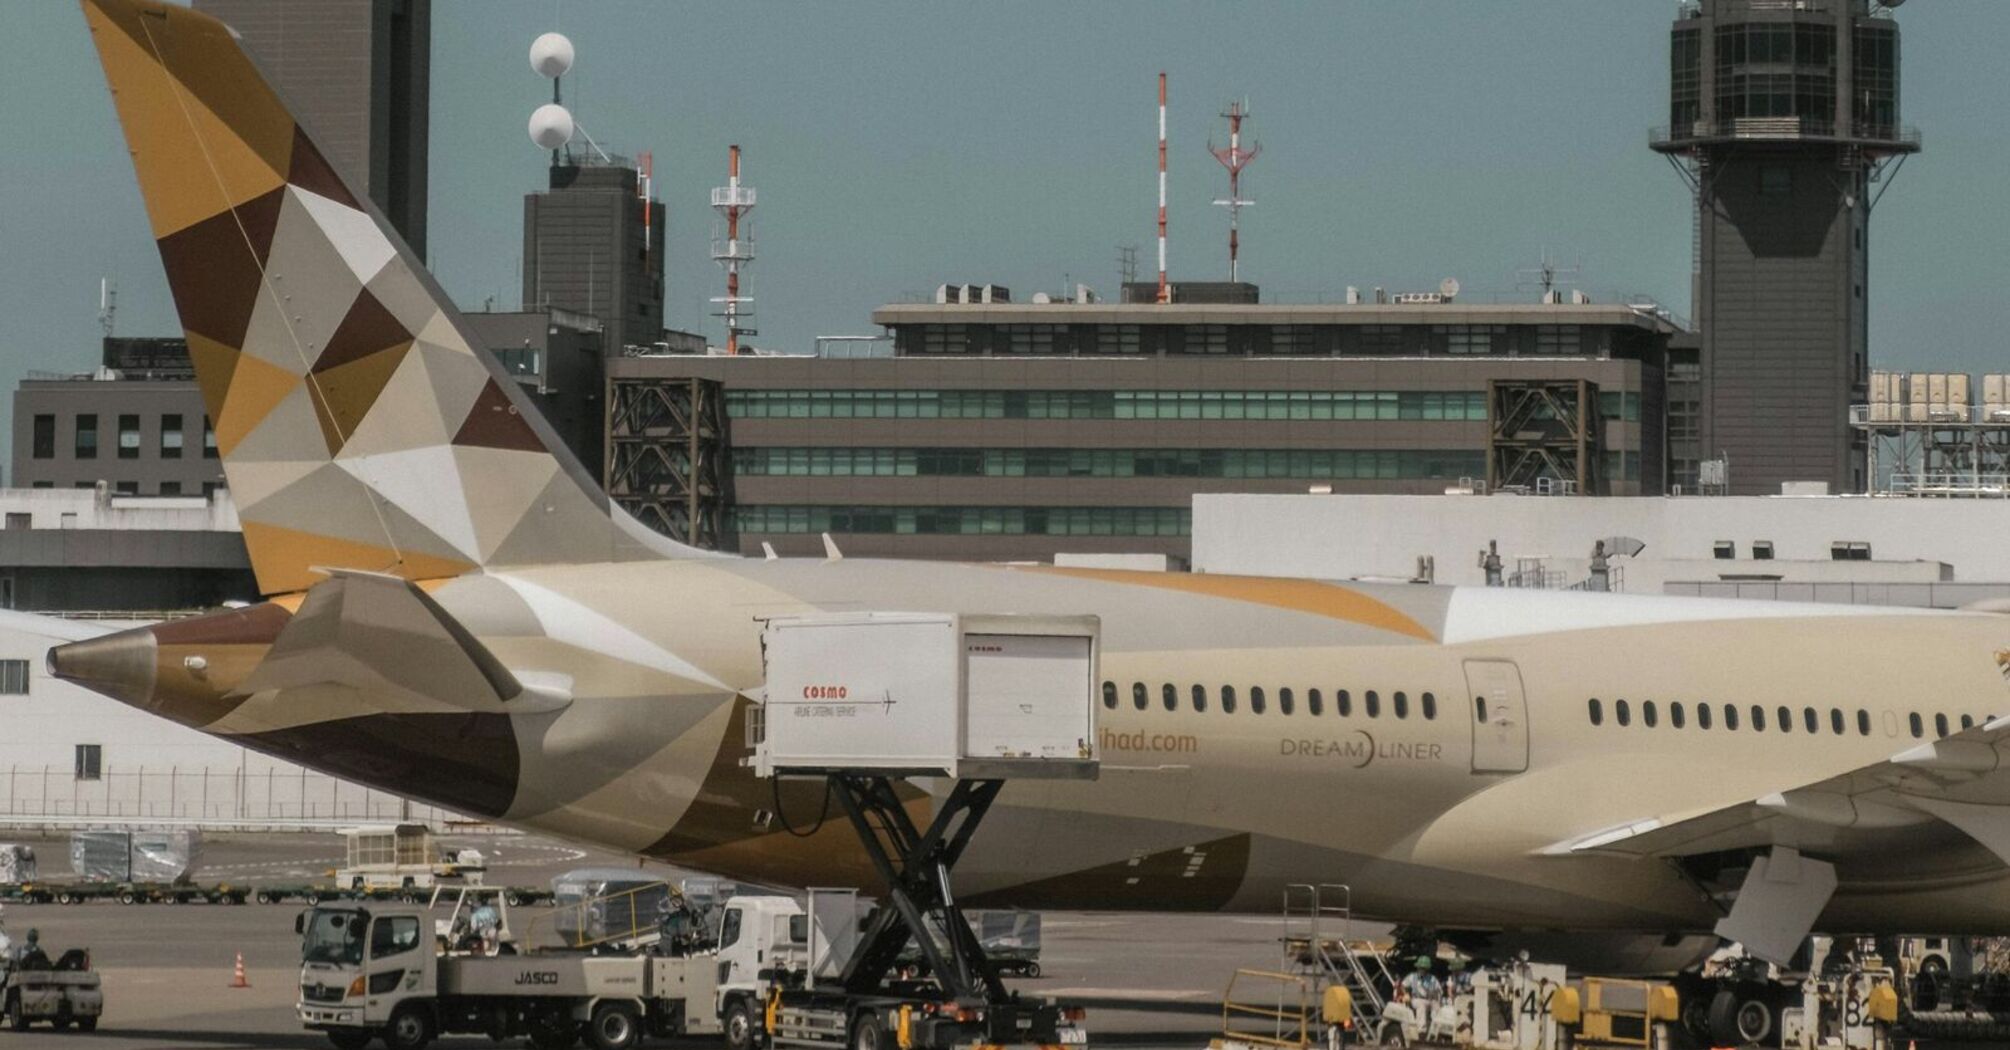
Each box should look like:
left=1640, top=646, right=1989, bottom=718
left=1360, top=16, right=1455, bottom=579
left=1724, top=704, right=1739, bottom=731
left=1803, top=707, right=1817, bottom=734
left=1421, top=692, right=1437, bottom=720
left=1221, top=685, right=1237, bottom=713
left=1908, top=712, right=1923, bottom=738
left=1102, top=682, right=1116, bottom=709
left=1615, top=699, right=1630, bottom=727
left=1588, top=699, right=1603, bottom=726
left=1830, top=708, right=1845, bottom=735
left=1393, top=691, right=1409, bottom=719
left=1750, top=706, right=1765, bottom=732
left=1961, top=714, right=1975, bottom=731
left=1366, top=691, right=1381, bottom=718
left=1307, top=689, right=1324, bottom=716
left=1161, top=684, right=1177, bottom=712
left=1698, top=704, right=1712, bottom=730
left=1336, top=690, right=1352, bottom=717
left=1642, top=700, right=1657, bottom=728
left=1777, top=706, right=1791, bottom=734
left=1279, top=687, right=1295, bottom=716
left=1935, top=713, right=1950, bottom=738
left=1191, top=685, right=1208, bottom=712
left=1250, top=687, right=1267, bottom=714
left=1857, top=710, right=1872, bottom=736
left=1132, top=682, right=1147, bottom=711
left=1671, top=702, right=1686, bottom=729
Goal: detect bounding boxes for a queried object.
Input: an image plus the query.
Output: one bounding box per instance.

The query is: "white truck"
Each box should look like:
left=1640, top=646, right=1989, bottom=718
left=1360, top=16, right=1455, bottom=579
left=1, top=946, right=103, bottom=1033
left=296, top=892, right=806, bottom=1050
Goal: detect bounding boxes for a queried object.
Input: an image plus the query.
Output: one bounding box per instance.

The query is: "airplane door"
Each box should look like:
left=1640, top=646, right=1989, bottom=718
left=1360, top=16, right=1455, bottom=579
left=1464, top=659, right=1528, bottom=774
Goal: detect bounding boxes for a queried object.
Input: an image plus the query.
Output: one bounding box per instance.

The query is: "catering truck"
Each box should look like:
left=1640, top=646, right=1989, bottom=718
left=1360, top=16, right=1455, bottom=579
left=295, top=892, right=806, bottom=1050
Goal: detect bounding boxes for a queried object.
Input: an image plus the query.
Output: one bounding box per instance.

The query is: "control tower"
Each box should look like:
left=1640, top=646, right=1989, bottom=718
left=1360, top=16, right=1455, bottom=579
left=1653, top=0, right=1918, bottom=496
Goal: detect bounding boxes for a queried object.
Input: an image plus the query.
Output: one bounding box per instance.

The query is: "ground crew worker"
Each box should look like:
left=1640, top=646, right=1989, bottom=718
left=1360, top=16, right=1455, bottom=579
left=16, top=929, right=47, bottom=970
left=1399, top=954, right=1441, bottom=1010
left=1446, top=957, right=1473, bottom=997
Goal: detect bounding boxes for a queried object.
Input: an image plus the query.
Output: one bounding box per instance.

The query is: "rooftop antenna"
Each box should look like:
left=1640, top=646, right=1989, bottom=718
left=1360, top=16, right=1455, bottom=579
left=711, top=145, right=757, bottom=355
left=1155, top=72, right=1170, bottom=304
left=98, top=277, right=117, bottom=339
left=1209, top=99, right=1260, bottom=282
left=527, top=31, right=610, bottom=165
left=1117, top=244, right=1139, bottom=288
left=1516, top=247, right=1581, bottom=301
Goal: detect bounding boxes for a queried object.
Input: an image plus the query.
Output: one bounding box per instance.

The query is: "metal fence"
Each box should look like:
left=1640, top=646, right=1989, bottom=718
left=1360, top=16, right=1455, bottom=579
left=0, top=764, right=462, bottom=828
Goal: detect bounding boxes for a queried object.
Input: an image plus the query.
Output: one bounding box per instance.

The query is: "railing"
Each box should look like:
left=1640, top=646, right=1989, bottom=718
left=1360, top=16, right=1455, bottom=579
left=524, top=880, right=675, bottom=950
left=1851, top=404, right=2010, bottom=428
left=1887, top=473, right=2010, bottom=499
left=0, top=764, right=462, bottom=828
left=1221, top=969, right=1313, bottom=1050
left=1653, top=119, right=1920, bottom=149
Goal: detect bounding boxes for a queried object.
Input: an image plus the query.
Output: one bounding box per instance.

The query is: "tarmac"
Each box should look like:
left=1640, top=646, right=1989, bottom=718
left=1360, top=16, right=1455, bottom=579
left=0, top=831, right=1275, bottom=1049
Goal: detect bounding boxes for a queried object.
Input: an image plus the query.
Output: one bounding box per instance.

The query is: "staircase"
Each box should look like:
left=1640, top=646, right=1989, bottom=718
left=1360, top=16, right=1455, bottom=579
left=1281, top=883, right=1392, bottom=1037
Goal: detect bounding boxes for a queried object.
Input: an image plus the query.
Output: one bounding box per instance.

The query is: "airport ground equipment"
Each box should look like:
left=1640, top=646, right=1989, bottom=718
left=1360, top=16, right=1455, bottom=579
left=332, top=824, right=486, bottom=893
left=749, top=611, right=1098, bottom=1050
left=295, top=889, right=808, bottom=1049
left=1281, top=884, right=1394, bottom=1039
left=0, top=943, right=102, bottom=1032
left=1548, top=976, right=1677, bottom=1049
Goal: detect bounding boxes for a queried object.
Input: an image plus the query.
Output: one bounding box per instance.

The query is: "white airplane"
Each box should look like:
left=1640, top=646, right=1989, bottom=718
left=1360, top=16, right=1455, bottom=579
left=50, top=1, right=2010, bottom=1041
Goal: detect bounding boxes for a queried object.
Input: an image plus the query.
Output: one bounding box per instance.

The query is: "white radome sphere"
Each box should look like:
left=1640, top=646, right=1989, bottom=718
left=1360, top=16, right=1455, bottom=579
left=530, top=32, right=575, bottom=79
left=528, top=104, right=575, bottom=150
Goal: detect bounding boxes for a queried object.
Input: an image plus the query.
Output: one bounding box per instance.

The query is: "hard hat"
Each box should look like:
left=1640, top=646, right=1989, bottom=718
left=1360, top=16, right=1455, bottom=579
left=1413, top=955, right=1432, bottom=971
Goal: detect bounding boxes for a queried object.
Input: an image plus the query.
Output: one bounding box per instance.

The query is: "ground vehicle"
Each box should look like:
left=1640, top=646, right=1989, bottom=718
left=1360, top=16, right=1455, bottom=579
left=332, top=825, right=485, bottom=894
left=295, top=893, right=806, bottom=1050
left=1, top=946, right=103, bottom=1033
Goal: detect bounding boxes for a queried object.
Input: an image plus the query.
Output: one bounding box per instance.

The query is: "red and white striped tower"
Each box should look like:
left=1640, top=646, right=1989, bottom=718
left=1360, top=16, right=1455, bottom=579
left=710, top=145, right=757, bottom=355
left=637, top=151, right=654, bottom=261
left=1209, top=100, right=1259, bottom=282
left=1155, top=72, right=1170, bottom=304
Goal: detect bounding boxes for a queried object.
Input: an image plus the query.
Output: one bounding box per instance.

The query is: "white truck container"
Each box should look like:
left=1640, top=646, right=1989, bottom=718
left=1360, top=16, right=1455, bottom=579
left=754, top=613, right=1099, bottom=780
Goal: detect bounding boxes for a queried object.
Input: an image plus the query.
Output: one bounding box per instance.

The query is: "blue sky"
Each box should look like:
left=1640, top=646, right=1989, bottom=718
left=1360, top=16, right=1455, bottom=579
left=6, top=2, right=2008, bottom=436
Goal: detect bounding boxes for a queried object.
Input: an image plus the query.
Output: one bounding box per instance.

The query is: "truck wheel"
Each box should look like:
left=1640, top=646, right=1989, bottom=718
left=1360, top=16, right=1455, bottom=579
left=5, top=992, right=26, bottom=1031
left=54, top=891, right=72, bottom=905
left=383, top=1004, right=434, bottom=1050
left=1023, top=961, right=1041, bottom=978
left=326, top=1030, right=373, bottom=1050
left=505, top=891, right=525, bottom=907
left=255, top=891, right=274, bottom=905
left=724, top=997, right=759, bottom=1050
left=588, top=1001, right=642, bottom=1050
left=850, top=1013, right=888, bottom=1050
left=118, top=890, right=137, bottom=905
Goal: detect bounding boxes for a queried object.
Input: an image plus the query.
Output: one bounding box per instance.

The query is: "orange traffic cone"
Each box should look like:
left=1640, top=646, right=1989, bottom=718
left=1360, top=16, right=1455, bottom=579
left=229, top=951, right=249, bottom=989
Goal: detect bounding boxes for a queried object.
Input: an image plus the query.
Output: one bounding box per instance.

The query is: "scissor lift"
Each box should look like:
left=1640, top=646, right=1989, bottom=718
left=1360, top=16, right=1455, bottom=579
left=752, top=612, right=1100, bottom=1050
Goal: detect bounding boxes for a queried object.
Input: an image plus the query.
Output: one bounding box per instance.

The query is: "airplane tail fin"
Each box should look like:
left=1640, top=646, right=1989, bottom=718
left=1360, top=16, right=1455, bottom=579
left=81, top=0, right=711, bottom=595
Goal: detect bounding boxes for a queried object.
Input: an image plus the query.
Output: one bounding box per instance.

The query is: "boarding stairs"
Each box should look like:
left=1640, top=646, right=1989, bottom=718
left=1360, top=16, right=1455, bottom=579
left=1281, top=883, right=1392, bottom=1037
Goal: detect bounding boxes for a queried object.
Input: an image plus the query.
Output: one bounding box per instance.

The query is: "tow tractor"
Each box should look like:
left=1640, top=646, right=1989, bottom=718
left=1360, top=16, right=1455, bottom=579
left=746, top=611, right=1098, bottom=1050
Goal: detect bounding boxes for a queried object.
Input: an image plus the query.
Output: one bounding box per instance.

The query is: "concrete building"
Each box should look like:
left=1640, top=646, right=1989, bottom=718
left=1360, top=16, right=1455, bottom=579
left=0, top=611, right=453, bottom=827
left=523, top=159, right=667, bottom=358
left=0, top=489, right=253, bottom=613
left=13, top=339, right=223, bottom=498
left=1654, top=0, right=1918, bottom=496
left=613, top=299, right=1680, bottom=561
left=1192, top=492, right=2010, bottom=608
left=194, top=0, right=432, bottom=258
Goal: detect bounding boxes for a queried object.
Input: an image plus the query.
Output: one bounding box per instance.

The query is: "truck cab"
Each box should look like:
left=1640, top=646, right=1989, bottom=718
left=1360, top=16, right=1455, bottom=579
left=297, top=903, right=437, bottom=1050
left=716, top=895, right=810, bottom=1049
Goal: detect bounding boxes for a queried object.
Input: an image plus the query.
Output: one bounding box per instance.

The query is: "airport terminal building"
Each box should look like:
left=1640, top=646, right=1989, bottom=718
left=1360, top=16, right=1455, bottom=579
left=614, top=297, right=1681, bottom=561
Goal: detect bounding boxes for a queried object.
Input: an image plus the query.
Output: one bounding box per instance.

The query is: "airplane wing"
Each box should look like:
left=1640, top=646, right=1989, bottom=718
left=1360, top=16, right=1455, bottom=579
left=1553, top=716, right=2010, bottom=864
left=1550, top=717, right=2010, bottom=963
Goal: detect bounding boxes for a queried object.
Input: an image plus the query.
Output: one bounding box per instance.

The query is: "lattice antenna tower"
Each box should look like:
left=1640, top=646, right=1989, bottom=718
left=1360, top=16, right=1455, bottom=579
left=711, top=145, right=757, bottom=355
left=1209, top=99, right=1260, bottom=282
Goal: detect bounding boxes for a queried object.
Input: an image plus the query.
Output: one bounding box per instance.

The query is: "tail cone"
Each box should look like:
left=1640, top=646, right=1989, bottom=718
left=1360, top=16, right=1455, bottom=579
left=47, top=628, right=158, bottom=709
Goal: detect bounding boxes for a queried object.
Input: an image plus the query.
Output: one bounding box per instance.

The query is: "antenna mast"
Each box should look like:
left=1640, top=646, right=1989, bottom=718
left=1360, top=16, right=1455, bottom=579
left=1156, top=73, right=1170, bottom=304
left=711, top=145, right=757, bottom=355
left=1209, top=100, right=1259, bottom=282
